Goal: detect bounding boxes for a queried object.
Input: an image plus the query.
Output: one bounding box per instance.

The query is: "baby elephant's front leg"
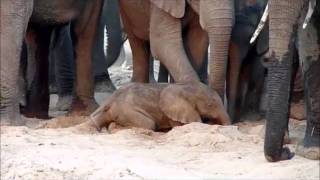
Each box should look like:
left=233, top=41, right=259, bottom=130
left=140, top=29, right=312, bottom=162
left=117, top=108, right=157, bottom=130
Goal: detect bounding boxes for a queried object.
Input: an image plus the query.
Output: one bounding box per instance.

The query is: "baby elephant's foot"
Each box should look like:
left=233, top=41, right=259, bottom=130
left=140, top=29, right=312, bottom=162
left=296, top=142, right=320, bottom=160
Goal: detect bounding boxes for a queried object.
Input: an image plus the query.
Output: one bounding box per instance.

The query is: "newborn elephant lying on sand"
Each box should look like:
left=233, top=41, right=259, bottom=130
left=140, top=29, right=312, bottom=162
left=79, top=82, right=231, bottom=132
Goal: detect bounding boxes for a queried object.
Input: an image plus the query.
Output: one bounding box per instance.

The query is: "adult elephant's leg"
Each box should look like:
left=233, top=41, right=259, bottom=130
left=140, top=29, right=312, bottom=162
left=264, top=0, right=306, bottom=162
left=0, top=0, right=33, bottom=125
left=184, top=16, right=209, bottom=84
left=51, top=24, right=74, bottom=111
left=150, top=5, right=199, bottom=83
left=23, top=25, right=51, bottom=119
left=227, top=29, right=251, bottom=122
left=128, top=35, right=150, bottom=83
left=296, top=16, right=320, bottom=160
left=94, top=0, right=122, bottom=92
left=69, top=0, right=102, bottom=116
left=242, top=54, right=266, bottom=116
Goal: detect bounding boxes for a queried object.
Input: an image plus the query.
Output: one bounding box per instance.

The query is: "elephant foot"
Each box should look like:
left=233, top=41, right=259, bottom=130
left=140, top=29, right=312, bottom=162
left=68, top=96, right=99, bottom=116
left=265, top=147, right=295, bottom=162
left=95, top=79, right=116, bottom=93
left=49, top=84, right=58, bottom=94
left=55, top=95, right=73, bottom=111
left=0, top=111, right=25, bottom=126
left=296, top=142, right=320, bottom=160
left=22, top=110, right=50, bottom=120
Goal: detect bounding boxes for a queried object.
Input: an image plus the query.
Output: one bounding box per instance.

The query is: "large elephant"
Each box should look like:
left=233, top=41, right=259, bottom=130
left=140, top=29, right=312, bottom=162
left=264, top=0, right=320, bottom=161
left=119, top=0, right=234, bottom=99
left=226, top=0, right=268, bottom=122
left=46, top=0, right=123, bottom=111
left=0, top=0, right=103, bottom=125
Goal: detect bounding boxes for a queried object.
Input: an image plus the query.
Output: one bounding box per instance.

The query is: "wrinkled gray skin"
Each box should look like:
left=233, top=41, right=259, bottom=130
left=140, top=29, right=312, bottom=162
left=264, top=0, right=320, bottom=161
left=0, top=0, right=103, bottom=125
left=226, top=0, right=268, bottom=123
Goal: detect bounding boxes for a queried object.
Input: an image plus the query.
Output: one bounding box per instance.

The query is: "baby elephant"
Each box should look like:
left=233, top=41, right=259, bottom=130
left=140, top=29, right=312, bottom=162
left=86, top=82, right=230, bottom=132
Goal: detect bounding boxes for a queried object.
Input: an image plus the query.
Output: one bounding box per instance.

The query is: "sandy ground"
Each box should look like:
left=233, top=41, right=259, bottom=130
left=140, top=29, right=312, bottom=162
left=1, top=42, right=319, bottom=180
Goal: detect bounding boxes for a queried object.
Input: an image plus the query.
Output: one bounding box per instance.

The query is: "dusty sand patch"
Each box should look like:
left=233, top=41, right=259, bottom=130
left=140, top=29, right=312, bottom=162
left=1, top=120, right=319, bottom=180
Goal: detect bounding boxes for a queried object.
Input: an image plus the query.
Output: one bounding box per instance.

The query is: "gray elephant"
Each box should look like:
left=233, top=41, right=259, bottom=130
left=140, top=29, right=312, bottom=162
left=47, top=0, right=123, bottom=111
left=0, top=0, right=103, bottom=125
left=264, top=0, right=320, bottom=161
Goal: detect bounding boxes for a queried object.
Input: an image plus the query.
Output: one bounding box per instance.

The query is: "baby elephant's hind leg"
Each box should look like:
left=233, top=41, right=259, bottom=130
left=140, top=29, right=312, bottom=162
left=119, top=109, right=156, bottom=130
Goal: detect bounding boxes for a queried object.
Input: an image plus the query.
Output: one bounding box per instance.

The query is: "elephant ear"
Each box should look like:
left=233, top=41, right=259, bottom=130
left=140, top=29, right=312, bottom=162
left=150, top=0, right=186, bottom=18
left=159, top=89, right=201, bottom=124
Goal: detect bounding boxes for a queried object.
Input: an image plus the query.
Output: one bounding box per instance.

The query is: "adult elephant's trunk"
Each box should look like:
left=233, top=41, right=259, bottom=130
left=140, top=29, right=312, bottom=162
left=200, top=0, right=234, bottom=100
left=104, top=0, right=123, bottom=67
left=264, top=0, right=307, bottom=162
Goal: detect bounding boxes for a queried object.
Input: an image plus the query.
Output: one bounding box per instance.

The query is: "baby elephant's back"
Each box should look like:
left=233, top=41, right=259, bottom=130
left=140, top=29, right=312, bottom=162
left=114, top=83, right=164, bottom=115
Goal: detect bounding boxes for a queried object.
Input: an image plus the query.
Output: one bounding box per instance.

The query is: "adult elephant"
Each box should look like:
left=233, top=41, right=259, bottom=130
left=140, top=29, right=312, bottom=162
left=47, top=0, right=123, bottom=111
left=264, top=0, right=320, bottom=161
left=120, top=0, right=234, bottom=99
left=227, top=0, right=268, bottom=122
left=0, top=0, right=103, bottom=125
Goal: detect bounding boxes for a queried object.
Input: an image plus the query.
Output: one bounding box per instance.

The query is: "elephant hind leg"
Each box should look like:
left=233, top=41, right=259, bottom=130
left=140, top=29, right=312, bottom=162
left=117, top=108, right=156, bottom=130
left=127, top=35, right=151, bottom=83
left=183, top=19, right=209, bottom=83
left=23, top=25, right=52, bottom=119
left=295, top=20, right=320, bottom=160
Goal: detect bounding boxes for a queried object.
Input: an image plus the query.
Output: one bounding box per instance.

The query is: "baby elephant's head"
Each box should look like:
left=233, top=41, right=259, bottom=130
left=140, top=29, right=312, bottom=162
left=160, top=83, right=231, bottom=125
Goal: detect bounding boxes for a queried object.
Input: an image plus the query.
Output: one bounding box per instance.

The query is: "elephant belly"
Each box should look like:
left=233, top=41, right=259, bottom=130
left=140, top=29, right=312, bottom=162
left=31, top=0, right=86, bottom=25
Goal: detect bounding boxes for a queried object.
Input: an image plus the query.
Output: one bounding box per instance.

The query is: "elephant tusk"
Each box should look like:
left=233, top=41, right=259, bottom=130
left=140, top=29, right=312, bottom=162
left=303, top=0, right=316, bottom=29
left=250, top=4, right=269, bottom=44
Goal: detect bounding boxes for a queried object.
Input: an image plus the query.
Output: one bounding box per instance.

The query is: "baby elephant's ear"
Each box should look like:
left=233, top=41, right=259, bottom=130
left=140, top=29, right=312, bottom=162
left=159, top=90, right=201, bottom=124
left=150, top=0, right=186, bottom=18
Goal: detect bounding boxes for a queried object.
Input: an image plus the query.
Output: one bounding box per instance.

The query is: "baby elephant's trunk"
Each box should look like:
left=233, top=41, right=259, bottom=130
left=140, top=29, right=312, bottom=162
left=89, top=102, right=112, bottom=131
left=217, top=111, right=231, bottom=125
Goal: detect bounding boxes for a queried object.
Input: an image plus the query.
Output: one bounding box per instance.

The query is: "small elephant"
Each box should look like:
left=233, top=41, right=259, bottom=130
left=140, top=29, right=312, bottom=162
left=84, top=82, right=231, bottom=132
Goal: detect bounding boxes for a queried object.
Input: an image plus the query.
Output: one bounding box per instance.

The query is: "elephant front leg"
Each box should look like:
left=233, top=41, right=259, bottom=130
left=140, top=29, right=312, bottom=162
left=296, top=59, right=320, bottom=160
left=22, top=25, right=52, bottom=119
left=296, top=20, right=320, bottom=160
left=184, top=19, right=209, bottom=84
left=150, top=5, right=199, bottom=83
left=0, top=0, right=33, bottom=125
left=69, top=0, right=103, bottom=116
left=127, top=35, right=151, bottom=83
